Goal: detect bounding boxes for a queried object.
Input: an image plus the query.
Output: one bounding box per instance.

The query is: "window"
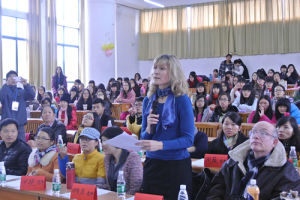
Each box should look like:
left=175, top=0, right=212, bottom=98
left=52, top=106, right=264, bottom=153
left=1, top=0, right=29, bottom=80
left=56, top=0, right=80, bottom=88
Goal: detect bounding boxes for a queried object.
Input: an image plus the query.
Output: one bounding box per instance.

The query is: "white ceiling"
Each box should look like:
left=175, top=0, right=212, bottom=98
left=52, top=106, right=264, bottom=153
left=116, top=0, right=219, bottom=9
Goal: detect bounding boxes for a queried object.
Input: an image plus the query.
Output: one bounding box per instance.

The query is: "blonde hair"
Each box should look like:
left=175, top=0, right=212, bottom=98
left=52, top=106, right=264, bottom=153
left=148, top=55, right=188, bottom=97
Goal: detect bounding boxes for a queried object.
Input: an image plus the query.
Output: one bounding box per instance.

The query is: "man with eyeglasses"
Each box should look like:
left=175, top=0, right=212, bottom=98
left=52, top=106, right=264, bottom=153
left=207, top=121, right=300, bottom=200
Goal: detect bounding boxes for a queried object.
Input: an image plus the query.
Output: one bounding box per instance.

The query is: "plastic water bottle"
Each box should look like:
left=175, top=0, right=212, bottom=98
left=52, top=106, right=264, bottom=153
left=289, top=146, right=298, bottom=168
left=209, top=74, right=213, bottom=82
left=26, top=107, right=31, bottom=118
left=246, top=179, right=260, bottom=200
left=178, top=185, right=188, bottom=200
left=0, top=162, right=6, bottom=187
left=108, top=120, right=112, bottom=127
left=117, top=170, right=126, bottom=199
left=52, top=169, right=61, bottom=195
left=57, top=135, right=63, bottom=148
left=265, top=89, right=270, bottom=97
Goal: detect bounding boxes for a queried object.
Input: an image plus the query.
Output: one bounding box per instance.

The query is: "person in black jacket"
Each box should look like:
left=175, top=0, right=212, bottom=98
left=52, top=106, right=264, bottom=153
left=207, top=121, right=300, bottom=200
left=286, top=64, right=299, bottom=84
left=188, top=127, right=208, bottom=159
left=209, top=93, right=238, bottom=123
left=36, top=106, right=67, bottom=143
left=130, top=78, right=141, bottom=97
left=92, top=98, right=114, bottom=132
left=207, top=112, right=248, bottom=155
left=0, top=118, right=32, bottom=175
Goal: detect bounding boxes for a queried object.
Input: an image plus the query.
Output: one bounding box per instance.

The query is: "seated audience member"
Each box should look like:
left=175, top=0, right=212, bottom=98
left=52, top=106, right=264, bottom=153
left=212, top=69, right=219, bottom=81
left=224, top=71, right=234, bottom=88
left=88, top=80, right=97, bottom=98
left=78, top=83, right=85, bottom=95
left=57, top=94, right=77, bottom=130
left=207, top=121, right=300, bottom=200
left=0, top=119, right=32, bottom=175
left=262, top=76, right=275, bottom=96
left=76, top=88, right=93, bottom=110
left=280, top=65, right=288, bottom=79
left=250, top=72, right=257, bottom=87
left=209, top=93, right=238, bottom=123
left=38, top=97, right=52, bottom=110
left=73, top=79, right=82, bottom=89
left=229, top=76, right=246, bottom=103
left=106, top=78, right=116, bottom=92
left=188, top=127, right=208, bottom=159
left=114, top=80, right=136, bottom=104
left=126, top=97, right=143, bottom=138
left=130, top=79, right=141, bottom=97
left=194, top=95, right=213, bottom=122
left=196, top=82, right=207, bottom=97
left=207, top=112, right=248, bottom=155
left=277, top=116, right=300, bottom=154
left=232, top=84, right=258, bottom=112
left=92, top=98, right=112, bottom=130
left=271, top=84, right=287, bottom=110
left=73, top=112, right=100, bottom=143
left=275, top=98, right=300, bottom=124
left=253, top=74, right=265, bottom=97
left=267, top=69, right=275, bottom=77
left=273, top=72, right=287, bottom=89
left=69, top=86, right=79, bottom=104
left=233, top=59, right=244, bottom=76
left=27, top=127, right=60, bottom=182
left=221, top=81, right=230, bottom=95
left=207, top=83, right=222, bottom=110
left=248, top=95, right=276, bottom=124
left=37, top=106, right=67, bottom=143
left=107, top=82, right=120, bottom=103
left=54, top=86, right=67, bottom=104
left=188, top=71, right=200, bottom=88
left=286, top=64, right=299, bottom=84
left=58, top=128, right=106, bottom=185
left=134, top=73, right=142, bottom=85
left=99, top=126, right=143, bottom=194
left=140, top=78, right=149, bottom=97
left=232, top=76, right=239, bottom=88
left=117, top=77, right=123, bottom=87
left=95, top=90, right=112, bottom=116
left=37, top=86, right=46, bottom=104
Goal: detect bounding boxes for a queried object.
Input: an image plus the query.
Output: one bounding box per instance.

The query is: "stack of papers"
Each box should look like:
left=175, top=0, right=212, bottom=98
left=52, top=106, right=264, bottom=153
left=103, top=132, right=142, bottom=151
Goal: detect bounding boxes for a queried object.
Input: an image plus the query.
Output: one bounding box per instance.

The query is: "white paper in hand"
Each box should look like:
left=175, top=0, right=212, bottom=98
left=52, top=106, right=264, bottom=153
left=103, top=132, right=142, bottom=151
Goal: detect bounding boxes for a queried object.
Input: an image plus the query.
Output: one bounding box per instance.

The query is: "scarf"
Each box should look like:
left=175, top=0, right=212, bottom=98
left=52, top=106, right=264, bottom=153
left=59, top=108, right=68, bottom=127
left=33, top=145, right=57, bottom=166
left=107, top=150, right=130, bottom=191
left=223, top=133, right=239, bottom=150
left=144, top=87, right=176, bottom=130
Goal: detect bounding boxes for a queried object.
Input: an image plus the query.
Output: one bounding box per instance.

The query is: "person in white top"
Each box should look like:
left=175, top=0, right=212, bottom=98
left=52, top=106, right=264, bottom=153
left=232, top=84, right=258, bottom=112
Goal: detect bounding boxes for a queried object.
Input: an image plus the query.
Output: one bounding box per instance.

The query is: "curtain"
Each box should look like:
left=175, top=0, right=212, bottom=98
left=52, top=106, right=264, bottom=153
left=79, top=0, right=86, bottom=84
left=139, top=6, right=188, bottom=60
left=189, top=1, right=228, bottom=58
left=29, top=0, right=43, bottom=87
left=46, top=0, right=57, bottom=90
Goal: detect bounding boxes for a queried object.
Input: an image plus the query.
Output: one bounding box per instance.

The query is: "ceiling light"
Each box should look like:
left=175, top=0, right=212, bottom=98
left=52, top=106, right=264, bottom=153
left=144, top=0, right=165, bottom=8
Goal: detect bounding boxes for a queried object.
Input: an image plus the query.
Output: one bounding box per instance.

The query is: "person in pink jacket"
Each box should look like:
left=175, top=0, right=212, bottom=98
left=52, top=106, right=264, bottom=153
left=248, top=95, right=276, bottom=124
left=114, top=80, right=136, bottom=105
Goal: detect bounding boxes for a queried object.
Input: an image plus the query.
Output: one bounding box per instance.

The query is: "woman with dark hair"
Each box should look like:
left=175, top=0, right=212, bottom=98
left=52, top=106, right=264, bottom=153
left=232, top=84, right=257, bottom=112
left=194, top=95, right=213, bottom=122
left=37, top=86, right=46, bottom=103
left=140, top=79, right=149, bottom=97
left=251, top=72, right=257, bottom=87
left=54, top=86, right=67, bottom=104
left=96, top=90, right=112, bottom=116
left=277, top=116, right=300, bottom=154
left=69, top=87, right=79, bottom=104
left=273, top=72, right=287, bottom=89
left=207, top=112, right=248, bottom=155
left=209, top=92, right=238, bottom=122
left=130, top=78, right=141, bottom=97
left=207, top=83, right=222, bottom=109
left=88, top=80, right=97, bottom=97
left=267, top=69, right=275, bottom=77
left=221, top=81, right=230, bottom=95
left=114, top=80, right=136, bottom=104
left=248, top=95, right=276, bottom=124
left=196, top=82, right=207, bottom=97
left=57, top=95, right=77, bottom=130
left=51, top=66, right=67, bottom=95
left=286, top=64, right=299, bottom=84
left=99, top=126, right=143, bottom=194
left=76, top=88, right=93, bottom=110
left=27, top=127, right=60, bottom=181
left=108, top=82, right=120, bottom=103
left=106, top=78, right=116, bottom=92
left=187, top=71, right=200, bottom=88
left=275, top=98, right=300, bottom=124
left=134, top=73, right=142, bottom=85
left=73, top=112, right=100, bottom=143
left=262, top=76, right=276, bottom=96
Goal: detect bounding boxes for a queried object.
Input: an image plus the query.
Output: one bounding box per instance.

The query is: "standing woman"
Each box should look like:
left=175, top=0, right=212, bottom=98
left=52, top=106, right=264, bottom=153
left=52, top=66, right=67, bottom=96
left=138, top=55, right=194, bottom=199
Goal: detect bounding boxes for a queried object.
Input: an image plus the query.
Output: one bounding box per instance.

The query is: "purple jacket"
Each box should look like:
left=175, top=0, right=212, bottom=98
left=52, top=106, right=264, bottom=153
left=51, top=75, right=67, bottom=95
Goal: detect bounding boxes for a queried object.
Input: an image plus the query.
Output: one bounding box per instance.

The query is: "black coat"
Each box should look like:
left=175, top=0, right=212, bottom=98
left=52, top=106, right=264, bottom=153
left=207, top=140, right=300, bottom=200
left=206, top=132, right=248, bottom=155
left=0, top=139, right=32, bottom=175
left=209, top=105, right=238, bottom=123
left=37, top=120, right=67, bottom=143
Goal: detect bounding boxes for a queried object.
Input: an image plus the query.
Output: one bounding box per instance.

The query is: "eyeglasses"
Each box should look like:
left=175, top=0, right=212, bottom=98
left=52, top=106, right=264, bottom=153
left=35, top=136, right=51, bottom=141
left=249, top=130, right=276, bottom=138
left=83, top=115, right=93, bottom=120
left=219, top=98, right=228, bottom=102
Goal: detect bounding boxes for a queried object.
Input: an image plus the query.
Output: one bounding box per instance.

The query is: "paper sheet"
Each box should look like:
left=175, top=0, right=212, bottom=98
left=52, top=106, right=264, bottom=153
left=192, top=159, right=204, bottom=167
left=103, top=132, right=142, bottom=151
left=59, top=192, right=71, bottom=199
left=5, top=179, right=21, bottom=189
left=6, top=175, right=21, bottom=181
left=126, top=197, right=135, bottom=200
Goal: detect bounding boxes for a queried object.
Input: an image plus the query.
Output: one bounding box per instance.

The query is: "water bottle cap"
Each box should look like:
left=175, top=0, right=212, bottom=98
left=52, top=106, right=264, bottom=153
left=58, top=135, right=62, bottom=139
left=54, top=169, right=59, bottom=173
left=250, top=179, right=256, bottom=185
left=180, top=185, right=186, bottom=190
left=119, top=170, right=123, bottom=174
left=291, top=146, right=296, bottom=150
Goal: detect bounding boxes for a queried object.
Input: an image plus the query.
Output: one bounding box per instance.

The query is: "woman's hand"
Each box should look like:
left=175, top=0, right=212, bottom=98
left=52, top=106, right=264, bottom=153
left=136, top=140, right=163, bottom=151
left=57, top=144, right=67, bottom=159
left=259, top=106, right=265, bottom=117
left=28, top=169, right=39, bottom=176
left=146, top=110, right=159, bottom=134
left=187, top=146, right=196, bottom=153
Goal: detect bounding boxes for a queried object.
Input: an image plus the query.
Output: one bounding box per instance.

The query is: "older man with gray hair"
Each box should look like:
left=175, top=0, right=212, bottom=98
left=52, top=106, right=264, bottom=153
left=207, top=121, right=300, bottom=200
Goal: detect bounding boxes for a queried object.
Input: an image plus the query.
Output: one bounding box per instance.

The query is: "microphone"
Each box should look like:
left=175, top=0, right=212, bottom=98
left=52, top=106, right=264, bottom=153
left=150, top=100, right=158, bottom=134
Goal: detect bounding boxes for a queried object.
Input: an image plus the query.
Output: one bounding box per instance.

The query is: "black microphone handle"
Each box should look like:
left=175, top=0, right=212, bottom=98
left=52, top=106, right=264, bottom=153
left=150, top=100, right=158, bottom=134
